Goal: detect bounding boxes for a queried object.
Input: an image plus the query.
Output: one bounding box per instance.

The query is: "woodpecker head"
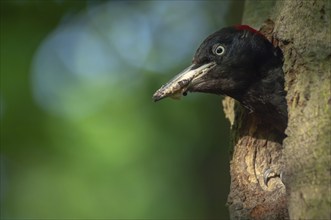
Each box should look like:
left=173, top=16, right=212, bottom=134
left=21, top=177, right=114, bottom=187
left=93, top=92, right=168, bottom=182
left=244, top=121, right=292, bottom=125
left=152, top=25, right=284, bottom=110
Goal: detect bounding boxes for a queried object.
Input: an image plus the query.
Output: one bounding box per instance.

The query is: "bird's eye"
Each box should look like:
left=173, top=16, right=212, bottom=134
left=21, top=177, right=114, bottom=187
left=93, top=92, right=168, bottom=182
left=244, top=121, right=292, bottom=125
left=213, top=44, right=225, bottom=56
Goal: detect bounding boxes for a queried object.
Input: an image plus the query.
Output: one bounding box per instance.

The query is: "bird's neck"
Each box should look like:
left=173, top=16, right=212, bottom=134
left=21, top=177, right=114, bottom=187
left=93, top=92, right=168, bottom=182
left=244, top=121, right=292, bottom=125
left=240, top=66, right=288, bottom=132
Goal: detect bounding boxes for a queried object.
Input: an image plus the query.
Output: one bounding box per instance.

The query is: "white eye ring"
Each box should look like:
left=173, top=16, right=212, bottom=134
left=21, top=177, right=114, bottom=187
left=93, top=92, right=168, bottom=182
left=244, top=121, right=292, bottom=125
left=213, top=44, right=225, bottom=56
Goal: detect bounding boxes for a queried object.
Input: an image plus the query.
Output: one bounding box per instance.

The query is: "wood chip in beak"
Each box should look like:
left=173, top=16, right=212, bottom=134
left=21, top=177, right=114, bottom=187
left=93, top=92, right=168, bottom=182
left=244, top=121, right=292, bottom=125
left=152, top=62, right=216, bottom=102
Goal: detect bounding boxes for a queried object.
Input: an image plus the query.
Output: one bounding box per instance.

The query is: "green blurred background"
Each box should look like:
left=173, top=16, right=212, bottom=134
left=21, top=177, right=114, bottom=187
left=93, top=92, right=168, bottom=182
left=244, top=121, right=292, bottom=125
left=0, top=1, right=244, bottom=219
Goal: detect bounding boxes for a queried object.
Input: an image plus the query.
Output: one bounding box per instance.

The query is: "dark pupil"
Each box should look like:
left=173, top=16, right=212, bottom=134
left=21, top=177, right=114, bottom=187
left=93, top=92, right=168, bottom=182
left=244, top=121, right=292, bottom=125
left=216, top=47, right=223, bottom=54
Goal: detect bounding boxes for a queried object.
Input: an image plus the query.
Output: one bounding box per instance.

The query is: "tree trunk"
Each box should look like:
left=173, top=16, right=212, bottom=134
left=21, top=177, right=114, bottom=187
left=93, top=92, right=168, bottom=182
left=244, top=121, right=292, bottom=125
left=224, top=0, right=331, bottom=219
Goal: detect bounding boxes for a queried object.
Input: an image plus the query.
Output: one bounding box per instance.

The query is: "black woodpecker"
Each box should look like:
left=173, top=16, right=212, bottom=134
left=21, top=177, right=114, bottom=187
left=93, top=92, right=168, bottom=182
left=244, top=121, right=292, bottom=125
left=153, top=25, right=287, bottom=130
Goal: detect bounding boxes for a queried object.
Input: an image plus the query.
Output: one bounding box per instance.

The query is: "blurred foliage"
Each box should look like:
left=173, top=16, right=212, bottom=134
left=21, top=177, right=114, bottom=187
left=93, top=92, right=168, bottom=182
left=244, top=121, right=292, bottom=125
left=0, top=0, right=244, bottom=219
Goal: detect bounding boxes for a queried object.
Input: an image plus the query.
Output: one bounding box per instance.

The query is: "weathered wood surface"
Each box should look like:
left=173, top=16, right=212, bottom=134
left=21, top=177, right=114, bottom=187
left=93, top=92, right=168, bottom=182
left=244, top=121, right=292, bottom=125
left=224, top=1, right=330, bottom=219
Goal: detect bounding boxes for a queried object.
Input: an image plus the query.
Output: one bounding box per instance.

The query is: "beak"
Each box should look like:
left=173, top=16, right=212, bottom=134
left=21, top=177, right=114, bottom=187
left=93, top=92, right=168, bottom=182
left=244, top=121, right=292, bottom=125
left=152, top=62, right=216, bottom=102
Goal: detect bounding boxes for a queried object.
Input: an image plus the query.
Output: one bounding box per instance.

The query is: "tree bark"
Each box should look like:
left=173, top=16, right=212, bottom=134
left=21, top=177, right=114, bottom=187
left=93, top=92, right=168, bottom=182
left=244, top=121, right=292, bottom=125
left=224, top=0, right=331, bottom=219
